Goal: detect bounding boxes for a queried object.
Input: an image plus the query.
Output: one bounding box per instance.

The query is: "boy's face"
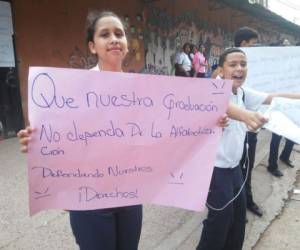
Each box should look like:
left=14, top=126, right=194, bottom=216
left=219, top=52, right=247, bottom=93
left=184, top=45, right=190, bottom=54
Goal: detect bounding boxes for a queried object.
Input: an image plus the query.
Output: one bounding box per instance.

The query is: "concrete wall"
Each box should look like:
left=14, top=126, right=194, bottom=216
left=11, top=0, right=299, bottom=122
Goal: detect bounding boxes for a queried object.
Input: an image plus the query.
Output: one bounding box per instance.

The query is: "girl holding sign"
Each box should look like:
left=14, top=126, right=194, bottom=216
left=196, top=47, right=300, bottom=250
left=19, top=10, right=142, bottom=250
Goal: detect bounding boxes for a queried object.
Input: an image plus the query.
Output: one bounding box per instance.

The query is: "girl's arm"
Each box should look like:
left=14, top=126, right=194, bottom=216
left=200, top=59, right=207, bottom=66
left=263, top=93, right=300, bottom=105
left=226, top=103, right=268, bottom=131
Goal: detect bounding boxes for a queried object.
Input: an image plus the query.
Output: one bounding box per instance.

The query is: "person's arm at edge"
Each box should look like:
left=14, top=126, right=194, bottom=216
left=263, top=93, right=300, bottom=105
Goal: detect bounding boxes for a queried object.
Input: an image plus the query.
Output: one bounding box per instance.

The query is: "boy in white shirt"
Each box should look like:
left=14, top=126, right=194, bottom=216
left=196, top=47, right=300, bottom=250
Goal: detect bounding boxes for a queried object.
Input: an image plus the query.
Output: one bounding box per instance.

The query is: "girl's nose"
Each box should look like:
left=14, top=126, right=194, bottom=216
left=111, top=34, right=119, bottom=44
left=111, top=39, right=118, bottom=44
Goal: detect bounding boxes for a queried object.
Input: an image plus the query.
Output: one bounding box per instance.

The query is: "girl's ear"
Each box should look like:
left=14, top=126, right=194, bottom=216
left=88, top=41, right=96, bottom=54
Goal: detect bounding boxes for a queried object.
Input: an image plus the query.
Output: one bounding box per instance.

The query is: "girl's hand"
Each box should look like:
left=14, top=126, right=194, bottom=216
left=217, top=114, right=229, bottom=128
left=17, top=126, right=33, bottom=153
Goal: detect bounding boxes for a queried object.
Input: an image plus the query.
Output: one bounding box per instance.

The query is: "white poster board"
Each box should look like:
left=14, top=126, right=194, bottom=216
left=242, top=46, right=300, bottom=93
left=264, top=97, right=300, bottom=144
left=242, top=47, right=300, bottom=140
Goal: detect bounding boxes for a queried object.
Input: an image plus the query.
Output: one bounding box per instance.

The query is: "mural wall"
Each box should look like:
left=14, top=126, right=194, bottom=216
left=141, top=5, right=231, bottom=75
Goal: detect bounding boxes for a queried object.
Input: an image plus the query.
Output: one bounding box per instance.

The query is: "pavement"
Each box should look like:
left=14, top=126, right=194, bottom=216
left=253, top=174, right=300, bottom=250
left=0, top=129, right=299, bottom=250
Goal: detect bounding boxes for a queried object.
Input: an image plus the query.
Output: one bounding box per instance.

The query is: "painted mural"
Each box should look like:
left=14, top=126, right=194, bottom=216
left=140, top=5, right=232, bottom=75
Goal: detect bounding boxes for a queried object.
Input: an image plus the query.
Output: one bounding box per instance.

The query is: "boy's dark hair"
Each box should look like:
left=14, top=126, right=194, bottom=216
left=269, top=42, right=280, bottom=47
left=182, top=42, right=190, bottom=52
left=234, top=26, right=258, bottom=47
left=219, top=48, right=245, bottom=67
left=86, top=10, right=127, bottom=44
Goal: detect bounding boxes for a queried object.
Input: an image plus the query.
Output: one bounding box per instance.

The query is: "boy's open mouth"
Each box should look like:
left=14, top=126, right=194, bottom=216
left=232, top=75, right=244, bottom=80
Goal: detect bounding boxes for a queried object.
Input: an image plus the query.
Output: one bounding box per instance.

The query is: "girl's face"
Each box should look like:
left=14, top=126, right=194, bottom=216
left=88, top=16, right=128, bottom=71
left=219, top=52, right=247, bottom=93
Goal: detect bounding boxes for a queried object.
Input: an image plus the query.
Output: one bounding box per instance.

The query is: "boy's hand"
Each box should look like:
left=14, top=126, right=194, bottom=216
left=17, top=126, right=34, bottom=153
left=243, top=111, right=268, bottom=131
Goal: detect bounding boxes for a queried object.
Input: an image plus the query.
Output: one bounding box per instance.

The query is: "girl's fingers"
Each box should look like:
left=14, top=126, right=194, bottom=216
left=17, top=130, right=28, bottom=139
left=17, top=126, right=34, bottom=138
left=26, top=126, right=34, bottom=134
left=20, top=137, right=31, bottom=146
left=20, top=145, right=28, bottom=153
left=17, top=126, right=34, bottom=153
left=17, top=126, right=34, bottom=154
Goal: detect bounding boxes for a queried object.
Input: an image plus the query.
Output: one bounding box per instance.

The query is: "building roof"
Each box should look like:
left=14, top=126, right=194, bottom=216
left=217, top=0, right=300, bottom=34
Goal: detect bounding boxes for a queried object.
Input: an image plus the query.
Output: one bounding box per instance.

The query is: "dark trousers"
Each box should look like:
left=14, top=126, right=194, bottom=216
left=175, top=69, right=192, bottom=77
left=196, top=72, right=205, bottom=78
left=268, top=133, right=294, bottom=170
left=197, top=166, right=246, bottom=250
left=240, top=131, right=257, bottom=206
left=69, top=205, right=142, bottom=250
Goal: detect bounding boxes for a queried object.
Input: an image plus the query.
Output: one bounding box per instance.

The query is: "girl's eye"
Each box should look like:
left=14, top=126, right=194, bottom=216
left=115, top=31, right=124, bottom=38
left=100, top=32, right=109, bottom=37
left=241, top=62, right=247, bottom=67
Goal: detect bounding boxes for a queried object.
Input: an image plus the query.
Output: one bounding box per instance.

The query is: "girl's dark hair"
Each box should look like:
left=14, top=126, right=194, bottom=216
left=189, top=43, right=196, bottom=51
left=86, top=10, right=127, bottom=44
left=219, top=48, right=246, bottom=67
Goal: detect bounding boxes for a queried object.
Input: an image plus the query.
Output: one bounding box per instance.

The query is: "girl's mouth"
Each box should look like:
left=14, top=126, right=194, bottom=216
left=108, top=47, right=122, bottom=52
